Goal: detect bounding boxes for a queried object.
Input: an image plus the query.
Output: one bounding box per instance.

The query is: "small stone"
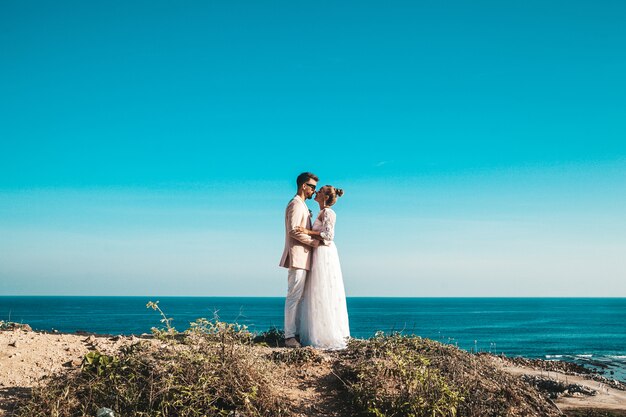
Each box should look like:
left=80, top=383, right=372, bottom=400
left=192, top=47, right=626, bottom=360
left=63, top=359, right=82, bottom=367
left=96, top=407, right=115, bottom=417
left=9, top=340, right=18, bottom=347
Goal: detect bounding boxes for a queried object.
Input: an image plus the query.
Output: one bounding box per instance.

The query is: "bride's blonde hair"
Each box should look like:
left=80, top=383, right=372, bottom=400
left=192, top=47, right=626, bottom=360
left=319, top=185, right=344, bottom=207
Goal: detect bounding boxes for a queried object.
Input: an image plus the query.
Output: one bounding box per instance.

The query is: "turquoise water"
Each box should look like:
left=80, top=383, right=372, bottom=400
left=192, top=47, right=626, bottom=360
left=1, top=297, right=625, bottom=380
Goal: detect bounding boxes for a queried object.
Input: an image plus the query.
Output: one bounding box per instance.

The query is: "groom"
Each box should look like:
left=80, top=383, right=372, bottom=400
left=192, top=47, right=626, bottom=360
left=279, top=172, right=320, bottom=348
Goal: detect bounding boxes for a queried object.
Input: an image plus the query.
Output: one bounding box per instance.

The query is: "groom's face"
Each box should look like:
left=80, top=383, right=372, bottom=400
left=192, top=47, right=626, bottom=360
left=303, top=180, right=317, bottom=199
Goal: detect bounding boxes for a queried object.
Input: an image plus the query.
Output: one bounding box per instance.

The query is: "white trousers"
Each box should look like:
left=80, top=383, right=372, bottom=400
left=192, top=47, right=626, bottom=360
left=284, top=268, right=307, bottom=338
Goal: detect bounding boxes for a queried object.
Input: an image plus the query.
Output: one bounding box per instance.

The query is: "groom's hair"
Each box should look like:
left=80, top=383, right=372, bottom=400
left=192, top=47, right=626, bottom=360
left=296, top=172, right=319, bottom=188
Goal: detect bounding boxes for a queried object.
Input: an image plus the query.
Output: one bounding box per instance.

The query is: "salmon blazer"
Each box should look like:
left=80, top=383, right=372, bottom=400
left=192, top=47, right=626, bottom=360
left=279, top=196, right=318, bottom=270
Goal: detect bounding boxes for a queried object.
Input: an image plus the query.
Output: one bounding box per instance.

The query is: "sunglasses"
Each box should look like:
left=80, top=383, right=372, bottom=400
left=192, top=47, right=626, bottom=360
left=304, top=183, right=317, bottom=191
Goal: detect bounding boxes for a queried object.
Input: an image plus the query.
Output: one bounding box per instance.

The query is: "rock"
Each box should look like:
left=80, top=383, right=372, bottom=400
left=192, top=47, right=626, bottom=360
left=63, top=359, right=82, bottom=367
left=520, top=374, right=597, bottom=398
left=0, top=321, right=32, bottom=331
left=96, top=407, right=115, bottom=417
left=9, top=340, right=18, bottom=347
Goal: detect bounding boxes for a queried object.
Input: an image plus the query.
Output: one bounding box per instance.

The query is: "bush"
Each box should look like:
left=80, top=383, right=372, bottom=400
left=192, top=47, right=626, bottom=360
left=338, top=333, right=463, bottom=417
left=336, top=333, right=562, bottom=417
left=15, top=326, right=289, bottom=417
left=253, top=327, right=285, bottom=347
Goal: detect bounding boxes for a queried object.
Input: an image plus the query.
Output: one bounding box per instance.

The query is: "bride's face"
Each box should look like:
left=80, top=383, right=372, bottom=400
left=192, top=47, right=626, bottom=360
left=314, top=189, right=325, bottom=205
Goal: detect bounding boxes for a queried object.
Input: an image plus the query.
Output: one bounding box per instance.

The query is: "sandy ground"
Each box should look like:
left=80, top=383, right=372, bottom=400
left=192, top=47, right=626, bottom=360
left=1, top=329, right=624, bottom=416
left=0, top=328, right=144, bottom=416
left=493, top=356, right=626, bottom=411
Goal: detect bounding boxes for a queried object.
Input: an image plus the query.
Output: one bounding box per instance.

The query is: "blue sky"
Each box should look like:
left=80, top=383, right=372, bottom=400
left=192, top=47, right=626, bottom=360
left=1, top=0, right=625, bottom=296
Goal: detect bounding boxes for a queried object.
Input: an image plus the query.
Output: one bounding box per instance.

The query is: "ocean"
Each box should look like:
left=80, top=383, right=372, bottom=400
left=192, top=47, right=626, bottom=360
left=1, top=297, right=625, bottom=381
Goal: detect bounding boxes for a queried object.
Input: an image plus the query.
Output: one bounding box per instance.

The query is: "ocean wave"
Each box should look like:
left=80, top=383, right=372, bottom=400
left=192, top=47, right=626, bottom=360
left=608, top=355, right=626, bottom=359
left=575, top=354, right=593, bottom=358
left=545, top=355, right=563, bottom=358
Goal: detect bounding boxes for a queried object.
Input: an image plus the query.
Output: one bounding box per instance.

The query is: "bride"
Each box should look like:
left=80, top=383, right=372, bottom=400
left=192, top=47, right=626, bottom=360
left=295, top=185, right=350, bottom=350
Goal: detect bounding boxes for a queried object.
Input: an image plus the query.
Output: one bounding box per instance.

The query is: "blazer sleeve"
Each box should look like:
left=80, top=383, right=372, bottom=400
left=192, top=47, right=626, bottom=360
left=287, top=201, right=318, bottom=247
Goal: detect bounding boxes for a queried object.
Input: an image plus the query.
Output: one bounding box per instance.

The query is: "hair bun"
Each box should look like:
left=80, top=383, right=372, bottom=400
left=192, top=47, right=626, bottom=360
left=335, top=188, right=344, bottom=197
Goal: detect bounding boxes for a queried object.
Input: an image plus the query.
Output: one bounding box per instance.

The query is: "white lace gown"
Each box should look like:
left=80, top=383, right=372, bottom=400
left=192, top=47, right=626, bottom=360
left=299, top=208, right=350, bottom=350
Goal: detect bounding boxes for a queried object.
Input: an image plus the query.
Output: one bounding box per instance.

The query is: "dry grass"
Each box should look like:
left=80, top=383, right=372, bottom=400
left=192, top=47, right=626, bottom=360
left=13, top=321, right=290, bottom=417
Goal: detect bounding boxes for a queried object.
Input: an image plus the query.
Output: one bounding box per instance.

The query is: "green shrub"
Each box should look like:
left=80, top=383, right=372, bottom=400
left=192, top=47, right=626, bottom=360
left=253, top=326, right=285, bottom=347
left=339, top=333, right=462, bottom=417
left=337, top=333, right=562, bottom=417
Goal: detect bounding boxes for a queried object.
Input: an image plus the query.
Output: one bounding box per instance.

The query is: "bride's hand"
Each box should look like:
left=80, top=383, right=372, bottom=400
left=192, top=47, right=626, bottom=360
left=294, top=226, right=308, bottom=235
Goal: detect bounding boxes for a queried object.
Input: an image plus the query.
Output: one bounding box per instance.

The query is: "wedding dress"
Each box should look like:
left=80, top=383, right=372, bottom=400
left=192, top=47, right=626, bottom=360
left=299, top=208, right=350, bottom=350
